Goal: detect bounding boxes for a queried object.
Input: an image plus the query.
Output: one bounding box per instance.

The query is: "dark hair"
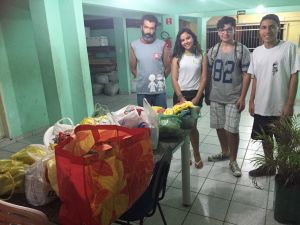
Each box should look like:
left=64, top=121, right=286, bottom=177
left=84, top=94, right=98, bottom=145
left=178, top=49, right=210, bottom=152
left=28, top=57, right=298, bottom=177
left=141, top=14, right=158, bottom=27
left=172, top=28, right=202, bottom=62
left=260, top=14, right=280, bottom=27
left=217, top=16, right=236, bottom=29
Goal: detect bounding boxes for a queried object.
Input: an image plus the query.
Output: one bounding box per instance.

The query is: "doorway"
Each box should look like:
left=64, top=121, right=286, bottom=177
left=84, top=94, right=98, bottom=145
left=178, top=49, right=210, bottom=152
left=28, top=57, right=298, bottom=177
left=0, top=94, right=7, bottom=139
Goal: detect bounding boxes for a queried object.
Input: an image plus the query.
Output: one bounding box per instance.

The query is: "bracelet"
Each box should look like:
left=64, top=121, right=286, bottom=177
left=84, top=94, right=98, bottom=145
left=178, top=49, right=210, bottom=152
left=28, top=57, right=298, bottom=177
left=177, top=94, right=183, bottom=99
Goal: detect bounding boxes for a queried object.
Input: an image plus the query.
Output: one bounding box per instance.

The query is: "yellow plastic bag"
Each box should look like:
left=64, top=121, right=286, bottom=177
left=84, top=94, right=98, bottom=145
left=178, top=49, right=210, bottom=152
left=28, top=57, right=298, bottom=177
left=46, top=158, right=59, bottom=197
left=0, top=159, right=28, bottom=197
left=10, top=144, right=47, bottom=165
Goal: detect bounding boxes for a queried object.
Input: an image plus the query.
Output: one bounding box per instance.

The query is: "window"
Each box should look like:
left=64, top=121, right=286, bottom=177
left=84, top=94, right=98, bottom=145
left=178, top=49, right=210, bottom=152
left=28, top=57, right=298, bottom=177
left=206, top=24, right=284, bottom=52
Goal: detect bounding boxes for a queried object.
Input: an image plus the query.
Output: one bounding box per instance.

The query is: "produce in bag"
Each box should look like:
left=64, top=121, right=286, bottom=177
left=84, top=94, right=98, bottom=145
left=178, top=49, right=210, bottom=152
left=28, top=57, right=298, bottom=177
left=177, top=106, right=201, bottom=129
left=0, top=159, right=28, bottom=196
left=158, top=114, right=183, bottom=138
left=10, top=144, right=48, bottom=165
left=25, top=153, right=57, bottom=206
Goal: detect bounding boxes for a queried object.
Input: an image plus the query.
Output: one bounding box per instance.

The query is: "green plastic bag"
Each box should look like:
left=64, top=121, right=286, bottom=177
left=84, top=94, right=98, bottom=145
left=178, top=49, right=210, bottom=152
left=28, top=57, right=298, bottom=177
left=159, top=115, right=182, bottom=138
left=177, top=106, right=200, bottom=129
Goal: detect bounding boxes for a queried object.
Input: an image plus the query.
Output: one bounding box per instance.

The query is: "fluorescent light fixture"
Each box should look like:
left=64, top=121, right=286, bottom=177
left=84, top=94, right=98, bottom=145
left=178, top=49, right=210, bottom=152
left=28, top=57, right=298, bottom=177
left=256, top=5, right=266, bottom=14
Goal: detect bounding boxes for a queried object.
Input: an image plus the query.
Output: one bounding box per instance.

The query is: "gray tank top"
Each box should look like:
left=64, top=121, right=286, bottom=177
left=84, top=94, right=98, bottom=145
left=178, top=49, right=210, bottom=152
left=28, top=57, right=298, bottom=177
left=131, top=39, right=166, bottom=94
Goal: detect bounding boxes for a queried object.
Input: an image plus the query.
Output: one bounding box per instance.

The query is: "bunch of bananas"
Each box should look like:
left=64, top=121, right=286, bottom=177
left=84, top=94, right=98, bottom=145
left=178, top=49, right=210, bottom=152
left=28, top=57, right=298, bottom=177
left=172, top=101, right=194, bottom=114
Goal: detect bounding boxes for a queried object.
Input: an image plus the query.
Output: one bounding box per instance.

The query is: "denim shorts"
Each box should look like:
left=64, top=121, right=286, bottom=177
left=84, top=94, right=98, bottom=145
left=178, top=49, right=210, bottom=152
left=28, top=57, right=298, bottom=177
left=137, top=93, right=167, bottom=108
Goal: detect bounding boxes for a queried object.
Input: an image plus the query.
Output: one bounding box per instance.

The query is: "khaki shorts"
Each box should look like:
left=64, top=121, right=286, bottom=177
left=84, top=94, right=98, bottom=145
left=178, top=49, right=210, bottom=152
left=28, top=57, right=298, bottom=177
left=210, top=101, right=241, bottom=133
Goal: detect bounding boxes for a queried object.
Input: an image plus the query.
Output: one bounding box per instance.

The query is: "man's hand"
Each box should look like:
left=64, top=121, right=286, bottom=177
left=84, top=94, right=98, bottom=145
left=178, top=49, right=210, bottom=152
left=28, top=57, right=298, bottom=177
left=236, top=97, right=245, bottom=112
left=249, top=100, right=254, bottom=116
left=282, top=103, right=294, bottom=118
left=191, top=97, right=199, bottom=106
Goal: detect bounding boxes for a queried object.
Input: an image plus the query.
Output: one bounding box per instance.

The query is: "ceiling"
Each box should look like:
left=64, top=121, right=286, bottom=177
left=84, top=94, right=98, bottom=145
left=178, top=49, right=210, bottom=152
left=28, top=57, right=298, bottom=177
left=83, top=0, right=300, bottom=17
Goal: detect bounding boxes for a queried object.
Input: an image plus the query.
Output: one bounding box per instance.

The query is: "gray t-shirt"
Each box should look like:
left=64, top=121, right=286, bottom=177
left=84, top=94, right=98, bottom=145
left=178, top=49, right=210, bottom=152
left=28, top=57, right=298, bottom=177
left=208, top=44, right=250, bottom=103
left=131, top=39, right=166, bottom=94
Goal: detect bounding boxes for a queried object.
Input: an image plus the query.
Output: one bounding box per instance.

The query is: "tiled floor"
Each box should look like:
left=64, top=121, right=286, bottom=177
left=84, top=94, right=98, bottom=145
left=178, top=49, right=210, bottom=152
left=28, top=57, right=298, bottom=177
left=1, top=93, right=298, bottom=225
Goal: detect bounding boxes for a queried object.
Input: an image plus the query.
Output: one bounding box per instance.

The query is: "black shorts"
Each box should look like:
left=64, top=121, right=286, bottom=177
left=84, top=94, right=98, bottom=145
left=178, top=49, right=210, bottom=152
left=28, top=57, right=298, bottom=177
left=173, top=90, right=204, bottom=107
left=251, top=114, right=280, bottom=140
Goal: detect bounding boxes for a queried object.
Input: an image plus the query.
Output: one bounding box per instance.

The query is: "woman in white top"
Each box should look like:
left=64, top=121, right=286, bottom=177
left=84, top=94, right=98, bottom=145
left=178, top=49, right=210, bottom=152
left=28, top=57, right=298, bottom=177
left=171, top=28, right=207, bottom=169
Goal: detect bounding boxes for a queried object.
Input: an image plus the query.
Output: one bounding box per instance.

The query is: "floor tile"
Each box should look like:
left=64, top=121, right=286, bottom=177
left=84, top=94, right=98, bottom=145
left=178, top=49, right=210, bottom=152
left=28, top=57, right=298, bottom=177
left=202, top=135, right=221, bottom=145
left=225, top=202, right=266, bottom=225
left=190, top=164, right=212, bottom=178
left=267, top=191, right=274, bottom=210
left=199, top=143, right=221, bottom=154
left=237, top=148, right=246, bottom=159
left=171, top=173, right=205, bottom=193
left=200, top=179, right=235, bottom=200
left=247, top=140, right=262, bottom=151
left=241, top=159, right=256, bottom=172
left=167, top=170, right=179, bottom=187
left=239, top=140, right=250, bottom=149
left=232, top=185, right=268, bottom=209
left=143, top=205, right=187, bottom=225
left=0, top=149, right=14, bottom=159
left=208, top=166, right=238, bottom=184
left=183, top=212, right=223, bottom=225
left=239, top=132, right=251, bottom=141
left=191, top=193, right=230, bottom=221
left=269, top=176, right=275, bottom=192
left=0, top=138, right=15, bottom=148
left=237, top=171, right=270, bottom=190
left=160, top=187, right=197, bottom=211
left=170, top=158, right=182, bottom=173
left=1, top=142, right=29, bottom=153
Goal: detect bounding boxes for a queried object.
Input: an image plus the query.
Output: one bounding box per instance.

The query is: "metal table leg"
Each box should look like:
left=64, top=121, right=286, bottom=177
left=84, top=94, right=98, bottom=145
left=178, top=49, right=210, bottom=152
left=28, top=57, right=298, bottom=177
left=181, top=135, right=191, bottom=206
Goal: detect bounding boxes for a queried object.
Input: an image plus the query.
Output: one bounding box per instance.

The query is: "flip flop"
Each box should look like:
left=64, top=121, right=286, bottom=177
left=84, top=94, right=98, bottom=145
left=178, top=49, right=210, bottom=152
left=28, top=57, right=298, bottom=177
left=195, top=160, right=203, bottom=169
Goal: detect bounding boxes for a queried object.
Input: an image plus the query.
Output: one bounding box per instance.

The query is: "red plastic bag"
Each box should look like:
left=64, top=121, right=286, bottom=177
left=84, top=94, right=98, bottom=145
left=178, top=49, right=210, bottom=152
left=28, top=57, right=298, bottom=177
left=55, top=125, right=154, bottom=225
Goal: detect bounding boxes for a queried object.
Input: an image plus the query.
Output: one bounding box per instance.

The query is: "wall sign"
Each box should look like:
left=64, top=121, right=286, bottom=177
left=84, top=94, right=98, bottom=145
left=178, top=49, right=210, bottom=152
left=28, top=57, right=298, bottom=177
left=166, top=18, right=172, bottom=25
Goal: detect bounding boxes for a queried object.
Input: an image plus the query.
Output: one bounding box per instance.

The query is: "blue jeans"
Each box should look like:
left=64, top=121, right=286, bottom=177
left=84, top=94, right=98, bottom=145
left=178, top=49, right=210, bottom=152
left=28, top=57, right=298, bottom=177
left=137, top=93, right=167, bottom=108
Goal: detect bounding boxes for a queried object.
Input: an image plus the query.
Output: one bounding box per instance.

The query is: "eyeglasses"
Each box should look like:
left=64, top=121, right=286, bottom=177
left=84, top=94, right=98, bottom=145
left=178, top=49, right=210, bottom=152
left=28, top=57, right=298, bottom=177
left=218, top=28, right=234, bottom=33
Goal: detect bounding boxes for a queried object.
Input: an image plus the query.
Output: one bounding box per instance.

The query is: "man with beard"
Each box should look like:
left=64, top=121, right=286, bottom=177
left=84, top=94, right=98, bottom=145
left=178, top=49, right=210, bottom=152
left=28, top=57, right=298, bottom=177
left=130, top=14, right=170, bottom=108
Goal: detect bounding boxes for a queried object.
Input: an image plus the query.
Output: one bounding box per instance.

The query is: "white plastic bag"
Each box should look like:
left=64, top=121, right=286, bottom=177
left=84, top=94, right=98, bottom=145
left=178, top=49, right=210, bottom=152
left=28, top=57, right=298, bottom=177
left=25, top=152, right=57, bottom=206
left=52, top=117, right=74, bottom=136
left=44, top=117, right=74, bottom=148
left=112, top=105, right=145, bottom=128
left=143, top=98, right=159, bottom=149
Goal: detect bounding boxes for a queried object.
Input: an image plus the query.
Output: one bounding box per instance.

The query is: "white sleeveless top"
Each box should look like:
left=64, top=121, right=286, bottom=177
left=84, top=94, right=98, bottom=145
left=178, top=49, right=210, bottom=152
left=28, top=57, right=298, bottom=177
left=178, top=54, right=202, bottom=90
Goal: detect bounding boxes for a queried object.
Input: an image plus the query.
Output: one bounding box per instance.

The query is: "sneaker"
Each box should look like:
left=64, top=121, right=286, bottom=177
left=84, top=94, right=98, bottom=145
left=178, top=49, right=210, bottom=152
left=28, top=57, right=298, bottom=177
left=208, top=152, right=230, bottom=162
left=249, top=165, right=276, bottom=177
left=229, top=161, right=241, bottom=177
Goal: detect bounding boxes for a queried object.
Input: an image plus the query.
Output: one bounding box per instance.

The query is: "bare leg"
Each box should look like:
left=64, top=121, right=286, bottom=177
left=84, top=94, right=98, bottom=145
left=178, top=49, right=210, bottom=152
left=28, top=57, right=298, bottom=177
left=216, top=128, right=230, bottom=155
left=227, top=131, right=239, bottom=162
left=262, top=140, right=273, bottom=160
left=190, top=126, right=203, bottom=168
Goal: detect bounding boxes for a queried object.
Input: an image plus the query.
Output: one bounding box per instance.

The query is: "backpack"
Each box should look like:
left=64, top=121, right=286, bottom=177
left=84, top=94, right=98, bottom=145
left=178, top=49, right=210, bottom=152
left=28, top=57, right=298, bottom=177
left=204, top=41, right=244, bottom=105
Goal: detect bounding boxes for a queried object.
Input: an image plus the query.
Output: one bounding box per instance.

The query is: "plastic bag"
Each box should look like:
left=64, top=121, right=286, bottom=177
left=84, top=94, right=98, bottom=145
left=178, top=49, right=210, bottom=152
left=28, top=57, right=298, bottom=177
left=0, top=159, right=28, bottom=197
left=52, top=117, right=74, bottom=136
left=112, top=105, right=145, bottom=128
left=91, top=103, right=109, bottom=118
left=25, top=152, right=57, bottom=206
left=159, top=114, right=183, bottom=138
left=143, top=98, right=159, bottom=149
left=10, top=144, right=48, bottom=165
left=177, top=106, right=201, bottom=129
left=46, top=158, right=59, bottom=197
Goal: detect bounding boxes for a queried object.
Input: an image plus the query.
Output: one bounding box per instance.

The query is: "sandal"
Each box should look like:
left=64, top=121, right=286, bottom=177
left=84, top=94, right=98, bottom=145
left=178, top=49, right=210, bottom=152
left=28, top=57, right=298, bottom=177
left=194, top=160, right=203, bottom=169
